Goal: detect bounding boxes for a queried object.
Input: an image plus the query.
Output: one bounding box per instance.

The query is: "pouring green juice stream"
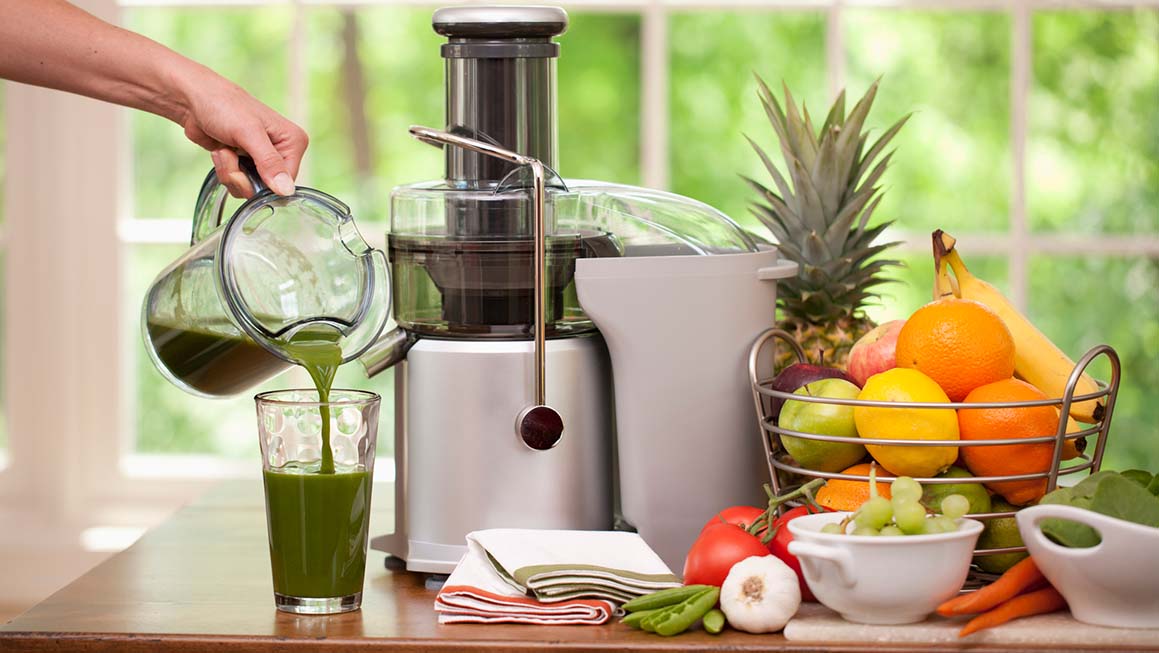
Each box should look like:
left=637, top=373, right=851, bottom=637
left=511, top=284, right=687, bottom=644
left=280, top=326, right=345, bottom=474
left=264, top=326, right=370, bottom=601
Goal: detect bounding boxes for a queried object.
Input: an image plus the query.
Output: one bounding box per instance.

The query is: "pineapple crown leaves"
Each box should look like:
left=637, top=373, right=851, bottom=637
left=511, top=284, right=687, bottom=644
left=745, top=75, right=911, bottom=323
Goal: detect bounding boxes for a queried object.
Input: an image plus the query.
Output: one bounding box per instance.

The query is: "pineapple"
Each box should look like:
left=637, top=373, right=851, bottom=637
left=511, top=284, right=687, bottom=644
left=745, top=77, right=909, bottom=369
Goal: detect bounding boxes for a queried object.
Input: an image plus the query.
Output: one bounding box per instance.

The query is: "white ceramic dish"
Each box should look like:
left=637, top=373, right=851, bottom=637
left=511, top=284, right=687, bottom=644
left=1018, top=504, right=1159, bottom=629
left=787, top=511, right=983, bottom=625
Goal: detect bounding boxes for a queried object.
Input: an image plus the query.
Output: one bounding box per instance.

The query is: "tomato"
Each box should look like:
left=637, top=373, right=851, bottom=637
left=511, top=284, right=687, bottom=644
left=767, top=504, right=832, bottom=602
left=682, top=522, right=770, bottom=587
left=700, top=505, right=767, bottom=533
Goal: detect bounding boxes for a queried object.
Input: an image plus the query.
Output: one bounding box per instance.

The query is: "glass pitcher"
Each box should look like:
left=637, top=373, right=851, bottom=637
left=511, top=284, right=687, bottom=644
left=142, top=159, right=390, bottom=398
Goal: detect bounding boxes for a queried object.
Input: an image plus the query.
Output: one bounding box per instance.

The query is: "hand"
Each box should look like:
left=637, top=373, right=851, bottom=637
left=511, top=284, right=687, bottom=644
left=178, top=75, right=308, bottom=198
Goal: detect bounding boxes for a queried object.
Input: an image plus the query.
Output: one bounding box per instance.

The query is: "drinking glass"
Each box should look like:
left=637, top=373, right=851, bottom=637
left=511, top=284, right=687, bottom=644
left=256, top=389, right=380, bottom=615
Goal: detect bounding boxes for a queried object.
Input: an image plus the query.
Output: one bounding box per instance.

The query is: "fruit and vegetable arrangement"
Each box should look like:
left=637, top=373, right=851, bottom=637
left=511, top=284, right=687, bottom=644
left=615, top=76, right=1153, bottom=641
left=622, top=467, right=1159, bottom=638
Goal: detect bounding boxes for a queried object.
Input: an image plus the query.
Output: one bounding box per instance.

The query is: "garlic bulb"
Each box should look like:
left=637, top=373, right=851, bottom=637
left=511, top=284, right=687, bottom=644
left=720, top=555, right=801, bottom=633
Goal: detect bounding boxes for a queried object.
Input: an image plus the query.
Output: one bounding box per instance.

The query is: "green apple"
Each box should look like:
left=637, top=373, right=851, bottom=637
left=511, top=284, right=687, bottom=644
left=778, top=378, right=866, bottom=473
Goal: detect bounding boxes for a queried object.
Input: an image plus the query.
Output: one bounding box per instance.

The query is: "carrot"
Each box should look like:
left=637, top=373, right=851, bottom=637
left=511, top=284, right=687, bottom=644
left=936, top=557, right=1045, bottom=616
left=958, top=586, right=1067, bottom=637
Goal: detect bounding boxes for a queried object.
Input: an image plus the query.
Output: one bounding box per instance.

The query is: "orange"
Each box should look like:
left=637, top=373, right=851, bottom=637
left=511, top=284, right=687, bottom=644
left=958, top=378, right=1061, bottom=505
left=895, top=298, right=1015, bottom=402
left=815, top=463, right=892, bottom=511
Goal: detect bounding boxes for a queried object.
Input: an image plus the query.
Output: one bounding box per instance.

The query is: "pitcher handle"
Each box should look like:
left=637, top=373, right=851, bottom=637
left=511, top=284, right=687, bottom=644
left=1016, top=504, right=1113, bottom=560
left=190, top=156, right=267, bottom=245
left=788, top=541, right=856, bottom=588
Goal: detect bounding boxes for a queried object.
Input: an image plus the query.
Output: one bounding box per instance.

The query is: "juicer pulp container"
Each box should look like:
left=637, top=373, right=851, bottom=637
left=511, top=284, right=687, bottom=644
left=574, top=247, right=797, bottom=571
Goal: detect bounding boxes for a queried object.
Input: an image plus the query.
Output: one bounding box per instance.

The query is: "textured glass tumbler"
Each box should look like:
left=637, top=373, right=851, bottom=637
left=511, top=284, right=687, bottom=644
left=256, top=389, right=380, bottom=615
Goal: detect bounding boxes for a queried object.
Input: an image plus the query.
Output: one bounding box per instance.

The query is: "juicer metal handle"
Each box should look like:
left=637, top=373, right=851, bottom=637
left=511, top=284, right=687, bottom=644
left=409, top=126, right=564, bottom=448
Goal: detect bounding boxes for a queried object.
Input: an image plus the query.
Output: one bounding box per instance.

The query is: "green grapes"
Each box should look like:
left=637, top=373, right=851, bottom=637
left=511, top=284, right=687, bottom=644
left=855, top=496, right=894, bottom=530
left=893, top=500, right=929, bottom=535
left=837, top=474, right=972, bottom=537
left=941, top=494, right=971, bottom=521
left=922, top=516, right=958, bottom=535
left=890, top=476, right=923, bottom=503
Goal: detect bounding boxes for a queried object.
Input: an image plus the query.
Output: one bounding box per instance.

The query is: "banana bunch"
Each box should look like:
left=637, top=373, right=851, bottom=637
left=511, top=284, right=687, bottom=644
left=933, top=230, right=1104, bottom=423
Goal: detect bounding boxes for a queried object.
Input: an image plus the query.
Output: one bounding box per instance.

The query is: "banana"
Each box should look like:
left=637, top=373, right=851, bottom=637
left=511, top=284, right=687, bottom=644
left=936, top=230, right=1104, bottom=423
left=1058, top=411, right=1086, bottom=461
left=932, top=232, right=959, bottom=301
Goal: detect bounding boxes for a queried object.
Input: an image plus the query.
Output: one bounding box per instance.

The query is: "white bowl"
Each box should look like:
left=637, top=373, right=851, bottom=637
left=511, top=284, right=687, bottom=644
left=787, top=511, right=983, bottom=625
left=1018, top=504, right=1159, bottom=629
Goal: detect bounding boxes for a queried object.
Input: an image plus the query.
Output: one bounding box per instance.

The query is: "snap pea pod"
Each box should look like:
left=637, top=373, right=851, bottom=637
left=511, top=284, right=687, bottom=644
left=621, top=585, right=714, bottom=613
left=640, top=604, right=681, bottom=633
left=620, top=608, right=659, bottom=629
left=702, top=608, right=726, bottom=635
left=654, top=587, right=720, bottom=637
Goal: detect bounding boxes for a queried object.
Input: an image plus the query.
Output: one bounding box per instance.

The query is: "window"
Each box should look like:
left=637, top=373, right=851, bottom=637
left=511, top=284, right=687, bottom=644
left=2, top=0, right=1157, bottom=510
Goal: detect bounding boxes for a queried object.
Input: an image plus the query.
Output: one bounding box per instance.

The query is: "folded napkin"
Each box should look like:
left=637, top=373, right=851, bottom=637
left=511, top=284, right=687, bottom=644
left=435, top=543, right=618, bottom=624
left=435, top=529, right=681, bottom=625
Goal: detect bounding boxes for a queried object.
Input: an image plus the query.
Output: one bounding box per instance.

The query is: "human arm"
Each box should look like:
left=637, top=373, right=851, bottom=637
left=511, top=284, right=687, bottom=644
left=0, top=0, right=306, bottom=197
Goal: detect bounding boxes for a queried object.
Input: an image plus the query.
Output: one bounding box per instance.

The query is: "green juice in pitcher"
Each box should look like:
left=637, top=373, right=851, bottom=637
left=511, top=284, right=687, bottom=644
left=146, top=319, right=290, bottom=397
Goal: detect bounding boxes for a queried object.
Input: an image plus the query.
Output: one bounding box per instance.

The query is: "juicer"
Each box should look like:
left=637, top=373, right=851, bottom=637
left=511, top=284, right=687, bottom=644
left=363, top=5, right=798, bottom=573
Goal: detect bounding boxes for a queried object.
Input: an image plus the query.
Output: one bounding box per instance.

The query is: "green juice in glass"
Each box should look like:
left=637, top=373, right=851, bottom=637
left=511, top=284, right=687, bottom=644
left=262, top=327, right=372, bottom=601
left=263, top=463, right=371, bottom=598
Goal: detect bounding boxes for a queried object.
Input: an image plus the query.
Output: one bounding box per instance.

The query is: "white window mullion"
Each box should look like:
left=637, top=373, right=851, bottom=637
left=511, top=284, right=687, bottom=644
left=826, top=0, right=847, bottom=102
left=1009, top=1, right=1032, bottom=311
left=289, top=0, right=309, bottom=180
left=640, top=2, right=669, bottom=190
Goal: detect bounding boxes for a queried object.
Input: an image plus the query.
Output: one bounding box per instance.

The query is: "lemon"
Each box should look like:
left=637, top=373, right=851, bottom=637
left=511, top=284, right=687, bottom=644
left=974, top=498, right=1028, bottom=573
left=853, top=368, right=959, bottom=477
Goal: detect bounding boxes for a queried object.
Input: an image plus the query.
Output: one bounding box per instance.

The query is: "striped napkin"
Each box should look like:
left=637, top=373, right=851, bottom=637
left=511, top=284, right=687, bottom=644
left=435, top=529, right=681, bottom=625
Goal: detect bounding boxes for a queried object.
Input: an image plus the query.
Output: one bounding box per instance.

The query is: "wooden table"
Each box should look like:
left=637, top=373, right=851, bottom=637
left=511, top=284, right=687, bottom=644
left=0, top=481, right=1077, bottom=652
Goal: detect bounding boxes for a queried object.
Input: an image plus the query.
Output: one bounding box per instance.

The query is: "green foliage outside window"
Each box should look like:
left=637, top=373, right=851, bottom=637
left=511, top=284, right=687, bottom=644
left=124, top=8, right=1159, bottom=472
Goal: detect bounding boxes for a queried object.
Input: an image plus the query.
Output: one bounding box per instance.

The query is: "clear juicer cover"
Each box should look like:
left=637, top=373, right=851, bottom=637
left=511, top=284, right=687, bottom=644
left=387, top=178, right=760, bottom=339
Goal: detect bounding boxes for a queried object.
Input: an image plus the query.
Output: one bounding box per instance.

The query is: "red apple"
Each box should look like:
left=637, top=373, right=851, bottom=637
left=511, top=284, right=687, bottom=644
left=847, top=319, right=906, bottom=386
left=768, top=363, right=857, bottom=419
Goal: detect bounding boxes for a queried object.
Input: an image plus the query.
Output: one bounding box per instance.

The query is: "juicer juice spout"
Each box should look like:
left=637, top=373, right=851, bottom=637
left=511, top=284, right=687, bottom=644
left=359, top=327, right=418, bottom=377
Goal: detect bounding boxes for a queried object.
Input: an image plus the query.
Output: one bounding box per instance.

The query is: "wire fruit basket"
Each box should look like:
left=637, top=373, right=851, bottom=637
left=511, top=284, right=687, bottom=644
left=748, top=328, right=1121, bottom=573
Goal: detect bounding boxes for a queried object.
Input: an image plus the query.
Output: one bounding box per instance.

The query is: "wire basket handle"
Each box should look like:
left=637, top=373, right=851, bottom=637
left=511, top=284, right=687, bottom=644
left=1049, top=343, right=1120, bottom=490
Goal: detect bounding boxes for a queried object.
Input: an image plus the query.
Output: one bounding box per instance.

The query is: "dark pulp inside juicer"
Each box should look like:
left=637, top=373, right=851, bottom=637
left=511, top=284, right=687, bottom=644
left=387, top=7, right=617, bottom=339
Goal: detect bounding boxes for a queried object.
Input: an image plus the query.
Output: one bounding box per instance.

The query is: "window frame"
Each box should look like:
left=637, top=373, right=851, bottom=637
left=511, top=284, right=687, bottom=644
left=2, top=0, right=1158, bottom=523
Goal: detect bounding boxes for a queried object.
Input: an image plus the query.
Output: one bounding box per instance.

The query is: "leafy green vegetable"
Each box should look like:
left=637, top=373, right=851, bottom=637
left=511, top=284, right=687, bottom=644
left=1147, top=474, right=1159, bottom=498
left=1121, top=469, right=1152, bottom=487
left=1038, top=471, right=1159, bottom=548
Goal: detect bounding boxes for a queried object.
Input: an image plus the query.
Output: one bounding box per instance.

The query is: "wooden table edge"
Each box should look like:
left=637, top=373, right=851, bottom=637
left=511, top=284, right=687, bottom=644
left=0, top=630, right=1125, bottom=653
